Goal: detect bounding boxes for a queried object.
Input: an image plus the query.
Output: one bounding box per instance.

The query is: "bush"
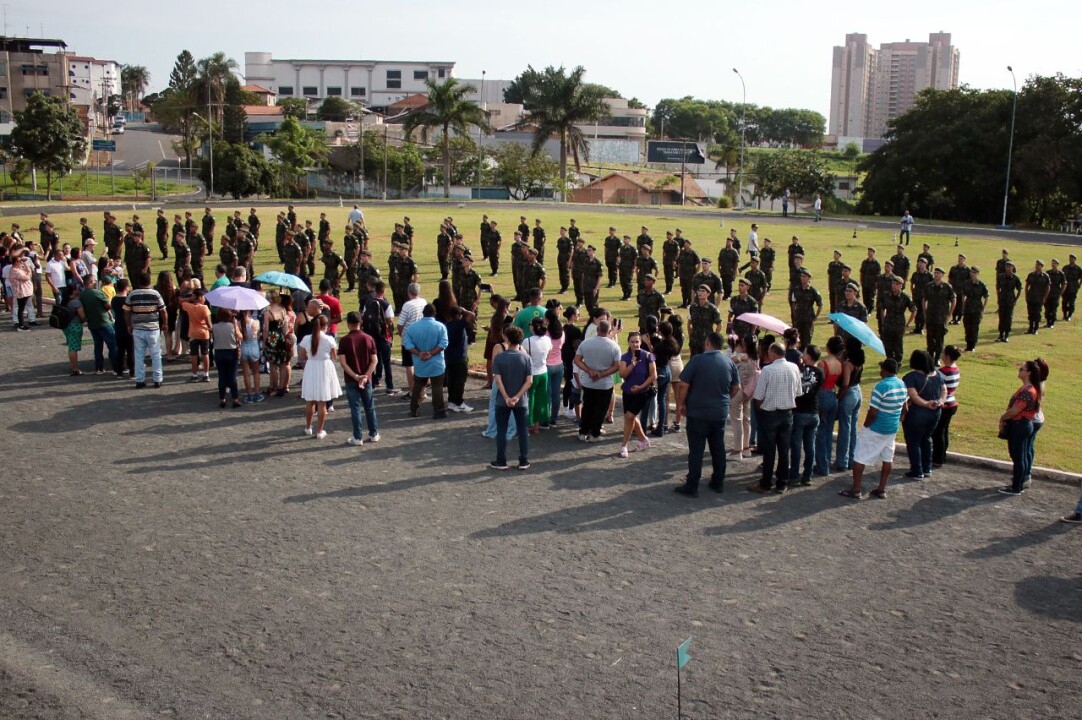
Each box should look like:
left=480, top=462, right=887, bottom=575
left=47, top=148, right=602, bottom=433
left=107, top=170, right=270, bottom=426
left=717, top=195, right=732, bottom=209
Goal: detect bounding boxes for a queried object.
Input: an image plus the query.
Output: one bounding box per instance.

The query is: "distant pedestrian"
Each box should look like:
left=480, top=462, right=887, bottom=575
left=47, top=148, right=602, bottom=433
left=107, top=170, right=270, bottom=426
left=900, top=210, right=914, bottom=245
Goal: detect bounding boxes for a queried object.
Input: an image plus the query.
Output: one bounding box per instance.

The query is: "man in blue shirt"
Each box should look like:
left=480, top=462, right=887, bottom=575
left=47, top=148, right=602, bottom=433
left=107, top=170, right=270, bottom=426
left=673, top=332, right=741, bottom=497
left=402, top=304, right=449, bottom=418
left=840, top=358, right=908, bottom=499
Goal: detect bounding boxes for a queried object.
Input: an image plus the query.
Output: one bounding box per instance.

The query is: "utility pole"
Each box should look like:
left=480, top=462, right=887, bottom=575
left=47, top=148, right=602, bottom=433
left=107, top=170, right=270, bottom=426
left=476, top=70, right=485, bottom=200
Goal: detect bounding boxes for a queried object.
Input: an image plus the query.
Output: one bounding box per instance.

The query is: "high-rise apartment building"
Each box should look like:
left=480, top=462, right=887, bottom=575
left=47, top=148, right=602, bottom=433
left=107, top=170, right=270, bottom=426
left=830, top=32, right=960, bottom=142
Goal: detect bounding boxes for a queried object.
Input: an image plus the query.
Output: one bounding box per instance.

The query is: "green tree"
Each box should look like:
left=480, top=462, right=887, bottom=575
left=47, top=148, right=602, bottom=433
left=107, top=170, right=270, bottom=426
left=520, top=65, right=609, bottom=195
left=752, top=149, right=835, bottom=202
left=422, top=134, right=481, bottom=186
left=258, top=116, right=328, bottom=196
left=490, top=142, right=560, bottom=200
left=200, top=142, right=278, bottom=199
left=156, top=51, right=200, bottom=166
left=503, top=67, right=543, bottom=106
left=402, top=77, right=490, bottom=197
left=221, top=77, right=249, bottom=145
left=316, top=96, right=357, bottom=122
left=277, top=97, right=308, bottom=120
left=3, top=94, right=88, bottom=200
left=120, top=65, right=150, bottom=112
left=197, top=51, right=239, bottom=123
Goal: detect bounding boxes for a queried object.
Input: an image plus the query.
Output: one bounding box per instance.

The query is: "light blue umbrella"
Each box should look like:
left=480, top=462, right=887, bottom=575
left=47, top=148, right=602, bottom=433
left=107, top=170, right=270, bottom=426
left=828, top=312, right=886, bottom=355
left=253, top=270, right=309, bottom=291
left=204, top=286, right=270, bottom=311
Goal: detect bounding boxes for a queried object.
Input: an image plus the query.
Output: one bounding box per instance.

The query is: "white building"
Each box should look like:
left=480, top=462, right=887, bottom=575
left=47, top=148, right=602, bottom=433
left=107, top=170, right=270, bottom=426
left=244, top=52, right=454, bottom=110
left=64, top=54, right=119, bottom=108
left=579, top=97, right=648, bottom=164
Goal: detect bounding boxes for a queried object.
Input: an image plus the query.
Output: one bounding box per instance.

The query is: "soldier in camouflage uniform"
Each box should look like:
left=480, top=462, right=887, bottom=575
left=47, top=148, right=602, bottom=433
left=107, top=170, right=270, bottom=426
left=789, top=269, right=823, bottom=348
left=787, top=236, right=805, bottom=271
left=875, top=261, right=896, bottom=330
left=436, top=221, right=453, bottom=281
left=218, top=235, right=239, bottom=278
left=320, top=240, right=347, bottom=297
left=744, top=257, right=769, bottom=308
left=1061, top=253, right=1081, bottom=321
left=947, top=254, right=970, bottom=325
left=186, top=224, right=208, bottom=281
left=125, top=232, right=152, bottom=282
left=759, top=237, right=776, bottom=290
left=691, top=259, right=723, bottom=307
left=521, top=247, right=547, bottom=294
left=318, top=213, right=331, bottom=244
left=581, top=245, right=604, bottom=316
left=729, top=278, right=759, bottom=339
left=860, top=247, right=881, bottom=313
left=603, top=227, right=621, bottom=288
left=235, top=226, right=254, bottom=277
left=788, top=253, right=805, bottom=292
left=532, top=219, right=547, bottom=264
left=479, top=215, right=491, bottom=260
left=454, top=255, right=482, bottom=313
left=909, top=258, right=933, bottom=334
left=826, top=250, right=845, bottom=312
left=637, top=274, right=665, bottom=331
left=571, top=238, right=588, bottom=307
left=486, top=220, right=502, bottom=276
left=201, top=208, right=216, bottom=255
left=282, top=231, right=303, bottom=278
left=677, top=238, right=701, bottom=308
left=555, top=226, right=573, bottom=293
left=661, top=231, right=680, bottom=295
left=717, top=236, right=739, bottom=300
left=635, top=243, right=659, bottom=296
left=890, top=245, right=910, bottom=283
left=355, top=250, right=381, bottom=306
left=1044, top=258, right=1066, bottom=328
left=995, top=260, right=1022, bottom=342
left=834, top=282, right=869, bottom=349
left=636, top=225, right=653, bottom=251
left=392, top=244, right=418, bottom=312
left=960, top=266, right=989, bottom=352
left=923, top=268, right=956, bottom=362
left=617, top=235, right=637, bottom=300
left=879, top=275, right=916, bottom=362
left=172, top=231, right=192, bottom=280
left=1023, top=260, right=1050, bottom=334
left=343, top=225, right=359, bottom=292
left=688, top=285, right=723, bottom=356
left=510, top=232, right=528, bottom=300
left=917, top=244, right=935, bottom=273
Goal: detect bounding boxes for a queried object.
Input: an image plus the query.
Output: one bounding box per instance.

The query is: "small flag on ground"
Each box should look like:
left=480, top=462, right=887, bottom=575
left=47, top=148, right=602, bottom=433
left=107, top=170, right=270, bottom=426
left=676, top=637, right=692, bottom=670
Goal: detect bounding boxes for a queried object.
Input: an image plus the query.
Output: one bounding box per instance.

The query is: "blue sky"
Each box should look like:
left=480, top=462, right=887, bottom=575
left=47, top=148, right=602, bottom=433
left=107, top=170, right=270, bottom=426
left=19, top=0, right=1081, bottom=119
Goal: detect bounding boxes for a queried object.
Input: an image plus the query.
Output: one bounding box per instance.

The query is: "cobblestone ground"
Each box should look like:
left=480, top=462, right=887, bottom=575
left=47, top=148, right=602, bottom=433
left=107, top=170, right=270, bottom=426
left=1, top=324, right=1080, bottom=719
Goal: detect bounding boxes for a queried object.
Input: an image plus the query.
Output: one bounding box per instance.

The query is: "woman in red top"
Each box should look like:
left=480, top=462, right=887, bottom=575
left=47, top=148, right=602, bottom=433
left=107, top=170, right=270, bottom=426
left=814, top=335, right=845, bottom=476
left=998, top=359, right=1041, bottom=495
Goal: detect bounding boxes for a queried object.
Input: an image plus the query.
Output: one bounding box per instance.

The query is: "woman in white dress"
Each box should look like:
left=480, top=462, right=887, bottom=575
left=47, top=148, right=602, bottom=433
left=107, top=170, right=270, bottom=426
left=299, top=314, right=341, bottom=438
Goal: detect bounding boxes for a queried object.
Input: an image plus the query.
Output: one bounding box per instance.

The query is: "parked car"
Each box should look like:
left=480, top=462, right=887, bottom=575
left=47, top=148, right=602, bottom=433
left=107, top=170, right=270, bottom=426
left=111, top=123, right=125, bottom=135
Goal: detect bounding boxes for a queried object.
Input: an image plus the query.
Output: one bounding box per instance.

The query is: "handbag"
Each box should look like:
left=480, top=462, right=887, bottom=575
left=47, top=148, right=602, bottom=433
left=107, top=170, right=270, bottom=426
left=997, top=423, right=1010, bottom=440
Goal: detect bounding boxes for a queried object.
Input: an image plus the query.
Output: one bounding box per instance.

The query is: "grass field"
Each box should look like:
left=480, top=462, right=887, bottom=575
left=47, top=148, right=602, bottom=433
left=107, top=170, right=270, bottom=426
left=0, top=171, right=196, bottom=199
left=8, top=203, right=1079, bottom=470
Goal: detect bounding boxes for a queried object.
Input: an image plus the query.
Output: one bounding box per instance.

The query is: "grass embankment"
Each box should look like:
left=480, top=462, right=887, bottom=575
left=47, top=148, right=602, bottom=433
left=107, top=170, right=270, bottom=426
left=0, top=171, right=196, bottom=200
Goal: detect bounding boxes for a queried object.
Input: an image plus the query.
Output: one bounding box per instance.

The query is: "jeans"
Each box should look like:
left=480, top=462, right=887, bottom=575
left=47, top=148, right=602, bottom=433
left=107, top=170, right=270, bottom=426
left=547, top=363, right=564, bottom=421
left=654, top=366, right=671, bottom=433
left=115, top=330, right=134, bottom=374
left=931, top=404, right=958, bottom=465
left=789, top=412, right=820, bottom=482
left=836, top=386, right=862, bottom=470
left=1074, top=486, right=1082, bottom=516
left=1006, top=419, right=1034, bottom=492
left=496, top=405, right=529, bottom=465
left=903, top=407, right=940, bottom=476
left=215, top=349, right=239, bottom=399
left=749, top=402, right=759, bottom=446
left=484, top=384, right=517, bottom=439
left=445, top=356, right=468, bottom=406
left=132, top=328, right=163, bottom=383
left=373, top=335, right=394, bottom=390
left=758, top=409, right=793, bottom=489
left=685, top=416, right=727, bottom=491
left=89, top=324, right=119, bottom=373
left=1026, top=421, right=1043, bottom=480
left=814, top=388, right=839, bottom=475
left=345, top=381, right=379, bottom=438
left=579, top=386, right=613, bottom=438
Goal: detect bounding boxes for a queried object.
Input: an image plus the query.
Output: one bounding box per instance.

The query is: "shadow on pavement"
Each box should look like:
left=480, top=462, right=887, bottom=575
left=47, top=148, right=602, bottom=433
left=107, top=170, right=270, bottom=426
left=1014, top=574, right=1082, bottom=622
left=868, top=487, right=1006, bottom=532
left=703, top=483, right=846, bottom=535
left=964, top=521, right=1073, bottom=560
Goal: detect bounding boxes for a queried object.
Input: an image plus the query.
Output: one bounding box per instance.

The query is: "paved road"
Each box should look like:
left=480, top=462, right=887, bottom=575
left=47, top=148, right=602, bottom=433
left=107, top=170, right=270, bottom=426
left=110, top=122, right=182, bottom=171
left=0, top=319, right=1080, bottom=718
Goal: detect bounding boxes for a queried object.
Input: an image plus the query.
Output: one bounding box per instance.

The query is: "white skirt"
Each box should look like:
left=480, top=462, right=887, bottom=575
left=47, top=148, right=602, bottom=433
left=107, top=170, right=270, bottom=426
left=300, top=359, right=342, bottom=402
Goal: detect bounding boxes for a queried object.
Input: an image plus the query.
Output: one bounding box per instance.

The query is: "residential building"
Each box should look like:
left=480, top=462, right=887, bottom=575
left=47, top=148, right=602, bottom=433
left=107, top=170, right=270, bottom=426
left=579, top=97, right=648, bottom=164
left=243, top=52, right=454, bottom=110
left=569, top=171, right=708, bottom=206
left=64, top=55, right=120, bottom=110
left=829, top=32, right=959, bottom=141
left=241, top=84, right=277, bottom=106
left=0, top=36, right=69, bottom=120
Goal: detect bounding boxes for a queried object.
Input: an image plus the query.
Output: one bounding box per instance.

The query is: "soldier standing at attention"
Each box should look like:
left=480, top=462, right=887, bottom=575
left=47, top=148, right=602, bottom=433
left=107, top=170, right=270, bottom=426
left=247, top=208, right=261, bottom=244
left=890, top=244, right=911, bottom=283
left=729, top=277, right=759, bottom=338
left=636, top=225, right=653, bottom=251
left=677, top=238, right=701, bottom=308
left=880, top=275, right=916, bottom=362
left=479, top=215, right=491, bottom=260
left=436, top=221, right=453, bottom=281
left=282, top=231, right=303, bottom=278
left=860, top=247, right=881, bottom=313
left=581, top=245, right=604, bottom=316
left=487, top=220, right=502, bottom=277
left=789, top=269, right=823, bottom=347
left=568, top=219, right=581, bottom=244
left=303, top=220, right=319, bottom=278
left=320, top=239, right=347, bottom=297
left=517, top=216, right=530, bottom=255
left=994, top=248, right=1011, bottom=291
left=218, top=235, right=239, bottom=278
left=917, top=243, right=935, bottom=271
left=236, top=226, right=254, bottom=277
left=125, top=233, right=152, bottom=282
left=909, top=258, right=933, bottom=335
left=202, top=208, right=216, bottom=255
left=403, top=216, right=415, bottom=254
left=571, top=237, right=588, bottom=307
left=171, top=213, right=187, bottom=249
left=355, top=250, right=381, bottom=304
left=834, top=282, right=869, bottom=347
left=947, top=254, right=969, bottom=324
left=759, top=238, right=776, bottom=290
left=343, top=225, right=359, bottom=292
left=691, top=258, right=723, bottom=307
left=531, top=218, right=547, bottom=264
left=960, top=266, right=988, bottom=352
left=510, top=231, right=527, bottom=300
left=788, top=254, right=806, bottom=292
left=995, top=260, right=1022, bottom=342
left=688, top=285, right=723, bottom=356
left=391, top=223, right=410, bottom=254
left=1045, top=259, right=1066, bottom=328
left=187, top=223, right=207, bottom=282
left=717, top=236, right=739, bottom=300
left=318, top=213, right=331, bottom=244
left=1024, top=260, right=1050, bottom=335
left=155, top=209, right=169, bottom=260
left=454, top=255, right=482, bottom=314
left=103, top=213, right=123, bottom=260
left=555, top=227, right=573, bottom=293
left=827, top=250, right=845, bottom=312
left=744, top=256, right=769, bottom=309
left=661, top=231, right=680, bottom=295
left=635, top=243, right=659, bottom=296
left=787, top=236, right=805, bottom=271
left=522, top=246, right=547, bottom=294
left=172, top=231, right=191, bottom=279
left=923, top=268, right=956, bottom=362
left=618, top=235, right=637, bottom=300
left=875, top=260, right=895, bottom=329
left=393, top=243, right=418, bottom=312
left=1061, top=253, right=1081, bottom=321
left=274, top=212, right=288, bottom=263
left=603, top=226, right=621, bottom=288
left=286, top=205, right=297, bottom=229
left=637, top=273, right=665, bottom=331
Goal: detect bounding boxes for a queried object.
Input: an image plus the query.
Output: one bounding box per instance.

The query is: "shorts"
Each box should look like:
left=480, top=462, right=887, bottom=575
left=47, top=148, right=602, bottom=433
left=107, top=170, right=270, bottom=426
left=401, top=346, right=414, bottom=368
left=669, top=355, right=684, bottom=378
left=622, top=391, right=651, bottom=416
left=240, top=339, right=261, bottom=363
left=189, top=339, right=209, bottom=357
left=853, top=428, right=896, bottom=466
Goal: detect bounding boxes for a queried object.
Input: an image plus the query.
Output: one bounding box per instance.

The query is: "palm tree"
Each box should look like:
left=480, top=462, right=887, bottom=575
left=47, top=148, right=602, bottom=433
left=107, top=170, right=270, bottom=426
left=402, top=77, right=490, bottom=198
left=120, top=65, right=150, bottom=113
left=521, top=66, right=609, bottom=198
left=197, top=52, right=239, bottom=122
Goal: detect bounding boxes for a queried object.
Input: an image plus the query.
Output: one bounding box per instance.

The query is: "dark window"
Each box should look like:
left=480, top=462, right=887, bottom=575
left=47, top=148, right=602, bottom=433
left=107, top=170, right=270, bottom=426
left=21, top=64, right=49, bottom=76
left=278, top=86, right=294, bottom=96
left=838, top=181, right=851, bottom=191
left=326, top=86, right=342, bottom=96
left=387, top=79, right=401, bottom=89
left=413, top=70, right=427, bottom=80
left=350, top=87, right=366, bottom=97
left=438, top=68, right=445, bottom=78
left=386, top=70, right=401, bottom=79
left=302, top=86, right=318, bottom=96
left=0, top=87, right=7, bottom=100
left=23, top=88, right=50, bottom=96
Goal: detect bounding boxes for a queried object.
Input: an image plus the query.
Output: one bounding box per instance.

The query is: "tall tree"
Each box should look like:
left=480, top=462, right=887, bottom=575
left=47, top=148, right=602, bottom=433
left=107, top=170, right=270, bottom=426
left=277, top=98, right=308, bottom=120
left=2, top=94, right=88, bottom=200
left=401, top=77, right=490, bottom=198
left=520, top=65, right=609, bottom=195
left=259, top=116, right=328, bottom=196
left=158, top=50, right=200, bottom=166
left=316, top=96, right=357, bottom=122
left=120, top=65, right=150, bottom=112
left=197, top=51, right=239, bottom=123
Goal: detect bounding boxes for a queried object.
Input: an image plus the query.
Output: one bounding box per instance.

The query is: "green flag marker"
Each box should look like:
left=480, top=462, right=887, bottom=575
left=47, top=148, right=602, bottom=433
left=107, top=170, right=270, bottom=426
left=676, top=637, right=692, bottom=670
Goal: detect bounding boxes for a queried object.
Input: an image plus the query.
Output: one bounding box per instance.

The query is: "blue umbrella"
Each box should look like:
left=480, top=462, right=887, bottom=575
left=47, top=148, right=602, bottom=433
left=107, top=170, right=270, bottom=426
left=828, top=312, right=886, bottom=355
left=204, top=286, right=270, bottom=311
left=253, top=270, right=309, bottom=291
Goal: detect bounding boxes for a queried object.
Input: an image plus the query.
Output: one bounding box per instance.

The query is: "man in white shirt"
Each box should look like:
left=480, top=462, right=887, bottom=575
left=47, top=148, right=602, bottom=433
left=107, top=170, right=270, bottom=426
left=396, top=282, right=427, bottom=396
left=750, top=342, right=801, bottom=493
left=81, top=238, right=99, bottom=283
left=347, top=205, right=364, bottom=227
left=44, top=248, right=69, bottom=304
left=747, top=223, right=759, bottom=258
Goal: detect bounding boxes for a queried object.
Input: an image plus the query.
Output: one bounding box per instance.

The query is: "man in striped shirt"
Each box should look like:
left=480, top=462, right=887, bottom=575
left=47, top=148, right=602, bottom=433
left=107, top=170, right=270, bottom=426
left=396, top=283, right=427, bottom=397
left=840, top=358, right=907, bottom=499
left=124, top=271, right=167, bottom=389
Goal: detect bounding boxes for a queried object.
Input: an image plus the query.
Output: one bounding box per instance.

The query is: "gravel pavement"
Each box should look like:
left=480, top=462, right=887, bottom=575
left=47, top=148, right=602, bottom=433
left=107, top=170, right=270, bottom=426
left=1, top=323, right=1080, bottom=719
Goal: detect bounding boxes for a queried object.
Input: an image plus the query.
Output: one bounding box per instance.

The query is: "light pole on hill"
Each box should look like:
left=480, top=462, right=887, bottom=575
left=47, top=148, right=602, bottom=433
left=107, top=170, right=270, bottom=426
left=477, top=70, right=485, bottom=200
left=1000, top=66, right=1018, bottom=229
left=733, top=68, right=746, bottom=209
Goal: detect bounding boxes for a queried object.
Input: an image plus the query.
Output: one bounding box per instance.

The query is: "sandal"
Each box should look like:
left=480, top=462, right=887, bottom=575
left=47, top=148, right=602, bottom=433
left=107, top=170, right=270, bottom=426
left=69, top=370, right=83, bottom=376
left=838, top=489, right=864, bottom=500
left=869, top=489, right=887, bottom=499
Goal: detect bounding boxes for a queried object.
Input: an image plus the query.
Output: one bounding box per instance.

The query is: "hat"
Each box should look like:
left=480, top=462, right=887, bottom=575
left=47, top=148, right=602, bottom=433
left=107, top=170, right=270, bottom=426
left=890, top=275, right=904, bottom=284
left=697, top=284, right=712, bottom=292
left=1005, top=260, right=1016, bottom=268
left=933, top=267, right=945, bottom=274
left=738, top=277, right=750, bottom=286
left=917, top=257, right=928, bottom=264
left=958, top=253, right=967, bottom=259
left=833, top=250, right=842, bottom=256
left=609, top=226, right=616, bottom=231
left=666, top=231, right=674, bottom=236
left=526, top=246, right=537, bottom=255
left=793, top=253, right=803, bottom=260
left=879, top=358, right=900, bottom=374
left=587, top=245, right=597, bottom=251
left=574, top=237, right=585, bottom=244
left=969, top=265, right=980, bottom=273
left=1070, top=254, right=1077, bottom=259
left=85, top=237, right=97, bottom=245
left=1035, top=259, right=1045, bottom=266
left=799, top=268, right=811, bottom=277
left=750, top=256, right=760, bottom=263
left=700, top=258, right=711, bottom=264
left=867, top=247, right=876, bottom=252
left=644, top=273, right=656, bottom=281
left=1052, top=258, right=1060, bottom=265
left=845, top=282, right=860, bottom=292
left=884, top=260, right=894, bottom=267
left=839, top=263, right=850, bottom=271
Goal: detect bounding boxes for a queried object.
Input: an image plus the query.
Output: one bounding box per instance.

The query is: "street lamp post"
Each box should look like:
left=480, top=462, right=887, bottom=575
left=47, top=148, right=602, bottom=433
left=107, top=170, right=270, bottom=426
left=733, top=68, right=746, bottom=209
left=1000, top=66, right=1018, bottom=228
left=192, top=111, right=213, bottom=200
left=477, top=70, right=485, bottom=200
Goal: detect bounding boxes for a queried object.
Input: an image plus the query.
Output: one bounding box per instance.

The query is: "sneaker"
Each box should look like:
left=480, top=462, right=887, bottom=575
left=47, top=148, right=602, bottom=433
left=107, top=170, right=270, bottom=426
left=448, top=403, right=463, bottom=413
left=115, top=372, right=125, bottom=379
left=346, top=437, right=364, bottom=446
left=517, top=462, right=531, bottom=471
left=668, top=423, right=681, bottom=433
left=304, top=426, right=313, bottom=436
left=202, top=374, right=211, bottom=382
left=578, top=434, right=588, bottom=442
left=154, top=382, right=162, bottom=389
left=135, top=382, right=147, bottom=389
left=243, top=395, right=255, bottom=404
left=584, top=435, right=599, bottom=443
left=458, top=403, right=473, bottom=413
left=189, top=374, right=200, bottom=383
left=997, top=487, right=1023, bottom=496
left=489, top=461, right=509, bottom=471
left=1060, top=512, right=1082, bottom=523
left=619, top=446, right=629, bottom=457
left=385, top=388, right=401, bottom=396
left=368, top=433, right=381, bottom=443
left=254, top=393, right=266, bottom=403
left=315, top=430, right=327, bottom=439
left=634, top=438, right=651, bottom=452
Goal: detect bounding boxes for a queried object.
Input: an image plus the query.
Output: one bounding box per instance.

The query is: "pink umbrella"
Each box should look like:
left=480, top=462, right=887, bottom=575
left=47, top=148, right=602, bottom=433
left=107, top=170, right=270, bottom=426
left=735, top=312, right=790, bottom=334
